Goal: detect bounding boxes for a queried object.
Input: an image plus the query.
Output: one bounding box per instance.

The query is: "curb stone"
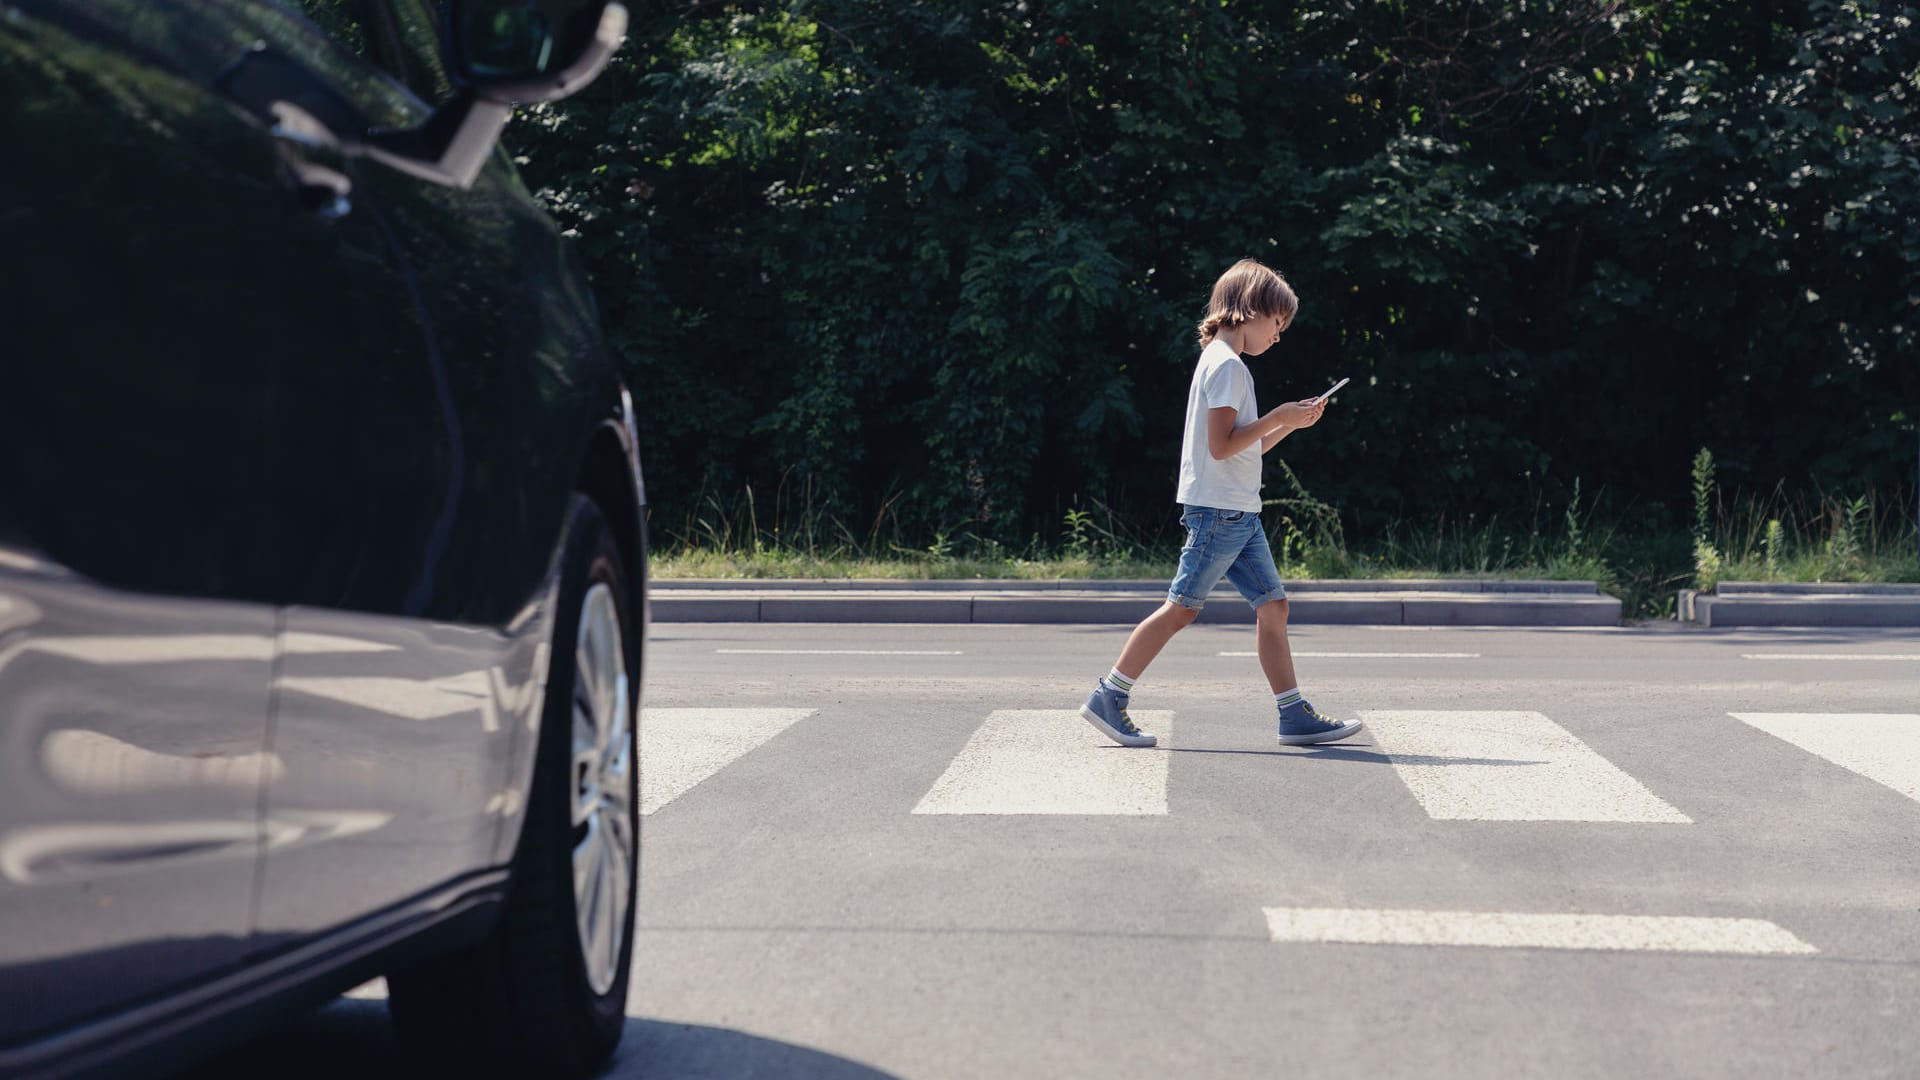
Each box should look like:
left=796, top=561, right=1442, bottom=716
left=1677, top=582, right=1920, bottom=628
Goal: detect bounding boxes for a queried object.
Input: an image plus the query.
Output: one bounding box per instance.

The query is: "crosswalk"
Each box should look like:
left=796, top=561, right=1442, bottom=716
left=640, top=706, right=1920, bottom=821
left=636, top=705, right=1919, bottom=957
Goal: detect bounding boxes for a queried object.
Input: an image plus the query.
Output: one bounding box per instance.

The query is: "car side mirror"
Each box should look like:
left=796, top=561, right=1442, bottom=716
left=365, top=0, right=626, bottom=188
left=451, top=0, right=629, bottom=104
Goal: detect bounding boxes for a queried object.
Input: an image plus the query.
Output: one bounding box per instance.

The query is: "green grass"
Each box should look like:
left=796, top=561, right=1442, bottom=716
left=1686, top=455, right=1919, bottom=594
left=652, top=548, right=1168, bottom=581
left=1702, top=499, right=1920, bottom=588
left=651, top=477, right=1919, bottom=621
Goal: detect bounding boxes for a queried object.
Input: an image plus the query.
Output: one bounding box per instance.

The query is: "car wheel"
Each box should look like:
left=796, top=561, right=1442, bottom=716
left=388, top=495, right=638, bottom=1077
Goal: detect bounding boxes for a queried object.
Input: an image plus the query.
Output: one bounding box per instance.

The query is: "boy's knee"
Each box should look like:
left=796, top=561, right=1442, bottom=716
left=1256, top=598, right=1290, bottom=625
left=1164, top=602, right=1201, bottom=627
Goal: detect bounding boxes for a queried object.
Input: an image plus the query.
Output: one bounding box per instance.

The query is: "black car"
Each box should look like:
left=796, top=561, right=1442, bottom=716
left=0, top=2, right=646, bottom=1076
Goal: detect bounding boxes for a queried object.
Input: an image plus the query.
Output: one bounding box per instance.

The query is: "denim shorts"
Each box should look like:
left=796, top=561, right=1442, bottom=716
left=1167, top=505, right=1288, bottom=611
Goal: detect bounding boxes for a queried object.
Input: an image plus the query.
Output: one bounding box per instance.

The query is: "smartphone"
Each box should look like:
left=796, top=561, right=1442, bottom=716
left=1312, top=377, right=1351, bottom=404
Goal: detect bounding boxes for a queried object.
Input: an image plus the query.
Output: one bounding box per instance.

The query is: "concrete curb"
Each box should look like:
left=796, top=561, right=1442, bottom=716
left=1677, top=582, right=1920, bottom=628
left=652, top=577, right=1602, bottom=594
left=652, top=579, right=1623, bottom=626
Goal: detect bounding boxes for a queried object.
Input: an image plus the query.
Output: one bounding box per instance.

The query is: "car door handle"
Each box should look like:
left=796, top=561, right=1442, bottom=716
left=269, top=102, right=353, bottom=219
left=215, top=42, right=362, bottom=219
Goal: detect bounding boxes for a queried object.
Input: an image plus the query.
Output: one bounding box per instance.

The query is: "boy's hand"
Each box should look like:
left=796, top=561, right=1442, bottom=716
left=1275, top=398, right=1327, bottom=430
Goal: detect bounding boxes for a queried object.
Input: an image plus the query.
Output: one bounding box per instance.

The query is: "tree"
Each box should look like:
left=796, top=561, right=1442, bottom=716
left=510, top=0, right=1920, bottom=545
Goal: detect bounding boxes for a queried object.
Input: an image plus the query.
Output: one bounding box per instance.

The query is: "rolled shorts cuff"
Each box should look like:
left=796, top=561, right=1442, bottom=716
left=1247, top=584, right=1289, bottom=608
left=1167, top=590, right=1207, bottom=611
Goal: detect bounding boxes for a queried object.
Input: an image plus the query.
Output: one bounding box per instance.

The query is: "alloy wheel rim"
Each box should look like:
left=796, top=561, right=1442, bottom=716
left=570, top=582, right=632, bottom=996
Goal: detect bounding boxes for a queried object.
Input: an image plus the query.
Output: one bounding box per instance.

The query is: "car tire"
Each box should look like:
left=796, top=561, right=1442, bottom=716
left=387, top=495, right=639, bottom=1078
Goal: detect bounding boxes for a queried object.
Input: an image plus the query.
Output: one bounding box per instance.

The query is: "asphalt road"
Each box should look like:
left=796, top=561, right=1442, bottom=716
left=196, top=621, right=1920, bottom=1079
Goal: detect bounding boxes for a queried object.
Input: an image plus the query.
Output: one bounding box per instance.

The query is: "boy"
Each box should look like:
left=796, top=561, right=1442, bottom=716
left=1080, top=259, right=1364, bottom=748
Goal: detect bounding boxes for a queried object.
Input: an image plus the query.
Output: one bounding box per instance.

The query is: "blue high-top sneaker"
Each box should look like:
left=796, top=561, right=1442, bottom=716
left=1277, top=699, right=1364, bottom=746
left=1080, top=682, right=1157, bottom=747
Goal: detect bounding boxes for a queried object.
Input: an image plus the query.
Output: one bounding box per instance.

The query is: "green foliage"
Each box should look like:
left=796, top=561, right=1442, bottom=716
left=1062, top=507, right=1094, bottom=559
left=1690, top=447, right=1722, bottom=589
left=1693, top=538, right=1724, bottom=594
left=509, top=0, right=1920, bottom=549
left=1691, top=448, right=1716, bottom=545
left=1710, top=486, right=1918, bottom=584
left=1827, top=493, right=1871, bottom=573
left=1264, top=460, right=1350, bottom=577
left=1563, top=478, right=1586, bottom=560
left=653, top=460, right=1915, bottom=618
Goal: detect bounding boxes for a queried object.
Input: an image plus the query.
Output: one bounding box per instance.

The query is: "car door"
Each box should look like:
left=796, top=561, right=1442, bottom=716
left=0, top=0, right=351, bottom=1048
left=236, top=0, right=556, bottom=941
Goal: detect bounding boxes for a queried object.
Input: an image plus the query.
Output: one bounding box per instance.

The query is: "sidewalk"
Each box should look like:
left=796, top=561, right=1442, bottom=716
left=651, top=578, right=1623, bottom=626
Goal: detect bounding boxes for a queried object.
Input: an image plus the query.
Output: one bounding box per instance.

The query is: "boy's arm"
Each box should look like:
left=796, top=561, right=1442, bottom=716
left=1208, top=400, right=1326, bottom=460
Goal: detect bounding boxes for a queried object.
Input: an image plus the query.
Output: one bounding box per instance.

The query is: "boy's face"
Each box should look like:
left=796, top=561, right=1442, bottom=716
left=1240, top=311, right=1290, bottom=357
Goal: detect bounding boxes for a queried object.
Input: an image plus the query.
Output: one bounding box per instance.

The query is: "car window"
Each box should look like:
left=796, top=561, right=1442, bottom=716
left=15, top=0, right=399, bottom=124
left=296, top=0, right=454, bottom=107
left=292, top=0, right=371, bottom=60
left=177, top=0, right=423, bottom=129
left=380, top=0, right=456, bottom=105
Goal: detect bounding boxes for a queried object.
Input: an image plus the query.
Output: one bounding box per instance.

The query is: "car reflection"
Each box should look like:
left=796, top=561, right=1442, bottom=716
left=0, top=630, right=402, bottom=670
left=41, top=727, right=286, bottom=795
left=280, top=668, right=504, bottom=730
left=0, top=810, right=394, bottom=886
left=1, top=572, right=278, bottom=1036
left=0, top=820, right=259, bottom=887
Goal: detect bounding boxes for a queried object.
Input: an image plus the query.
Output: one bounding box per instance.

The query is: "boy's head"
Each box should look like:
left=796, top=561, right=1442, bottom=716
left=1197, top=258, right=1298, bottom=355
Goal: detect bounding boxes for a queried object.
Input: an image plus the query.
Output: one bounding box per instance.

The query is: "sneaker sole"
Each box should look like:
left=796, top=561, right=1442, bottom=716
left=1079, top=704, right=1157, bottom=747
left=1276, top=719, right=1365, bottom=746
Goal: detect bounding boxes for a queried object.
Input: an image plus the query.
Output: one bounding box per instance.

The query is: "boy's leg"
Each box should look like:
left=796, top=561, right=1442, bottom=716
left=1081, top=601, right=1196, bottom=748
left=1223, top=523, right=1293, bottom=693
left=1225, top=525, right=1364, bottom=746
left=1081, top=507, right=1229, bottom=748
left=1253, top=599, right=1298, bottom=695
left=1116, top=601, right=1201, bottom=680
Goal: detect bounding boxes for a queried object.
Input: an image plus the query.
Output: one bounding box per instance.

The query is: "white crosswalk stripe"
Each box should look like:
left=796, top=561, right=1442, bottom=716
left=1729, top=712, right=1920, bottom=804
left=1740, top=653, right=1920, bottom=661
left=1361, top=710, right=1691, bottom=822
left=912, top=709, right=1175, bottom=815
left=1262, top=907, right=1816, bottom=955
left=716, top=649, right=963, bottom=655
left=1218, top=651, right=1479, bottom=658
left=639, top=707, right=814, bottom=815
left=635, top=706, right=1919, bottom=829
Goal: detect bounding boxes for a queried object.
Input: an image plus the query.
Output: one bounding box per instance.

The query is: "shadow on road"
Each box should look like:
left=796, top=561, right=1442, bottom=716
left=1154, top=744, right=1546, bottom=767
left=189, top=994, right=901, bottom=1080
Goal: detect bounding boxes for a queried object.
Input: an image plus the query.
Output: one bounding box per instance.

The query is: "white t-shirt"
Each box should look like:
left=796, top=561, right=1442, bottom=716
left=1175, top=338, right=1263, bottom=512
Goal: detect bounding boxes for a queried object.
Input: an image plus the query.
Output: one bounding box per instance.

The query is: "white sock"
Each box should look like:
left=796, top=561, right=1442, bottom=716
left=1274, top=687, right=1303, bottom=709
left=1101, top=668, right=1137, bottom=695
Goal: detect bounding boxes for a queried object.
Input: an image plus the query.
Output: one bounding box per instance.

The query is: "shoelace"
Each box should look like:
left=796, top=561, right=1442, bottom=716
left=1301, top=703, right=1342, bottom=727
left=1283, top=701, right=1334, bottom=727
left=1116, top=708, right=1140, bottom=734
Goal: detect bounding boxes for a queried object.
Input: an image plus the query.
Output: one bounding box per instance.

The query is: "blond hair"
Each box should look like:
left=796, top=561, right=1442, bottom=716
left=1196, top=258, right=1298, bottom=345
